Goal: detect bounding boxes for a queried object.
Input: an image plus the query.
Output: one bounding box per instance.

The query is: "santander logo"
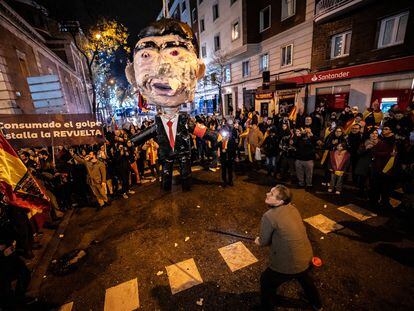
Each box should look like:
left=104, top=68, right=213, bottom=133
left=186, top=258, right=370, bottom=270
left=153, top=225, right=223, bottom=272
left=311, top=71, right=350, bottom=82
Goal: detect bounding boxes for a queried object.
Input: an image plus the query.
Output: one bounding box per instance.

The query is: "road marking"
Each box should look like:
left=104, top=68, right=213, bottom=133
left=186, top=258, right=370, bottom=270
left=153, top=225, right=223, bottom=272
left=218, top=241, right=258, bottom=272
left=304, top=214, right=344, bottom=234
left=59, top=302, right=73, bottom=311
left=104, top=278, right=139, bottom=311
left=165, top=258, right=203, bottom=294
left=389, top=198, right=401, bottom=208
left=192, top=165, right=203, bottom=172
left=338, top=204, right=377, bottom=221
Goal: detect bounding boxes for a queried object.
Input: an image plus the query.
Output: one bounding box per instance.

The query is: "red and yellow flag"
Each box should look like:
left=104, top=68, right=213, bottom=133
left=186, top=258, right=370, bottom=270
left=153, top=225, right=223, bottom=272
left=0, top=134, right=49, bottom=212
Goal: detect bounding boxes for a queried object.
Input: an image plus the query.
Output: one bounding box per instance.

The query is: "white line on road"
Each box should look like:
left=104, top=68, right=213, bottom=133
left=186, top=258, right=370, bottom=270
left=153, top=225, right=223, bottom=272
left=338, top=204, right=377, bottom=221
left=104, top=278, right=139, bottom=311
left=304, top=214, right=344, bottom=234
left=218, top=241, right=258, bottom=272
left=165, top=258, right=203, bottom=295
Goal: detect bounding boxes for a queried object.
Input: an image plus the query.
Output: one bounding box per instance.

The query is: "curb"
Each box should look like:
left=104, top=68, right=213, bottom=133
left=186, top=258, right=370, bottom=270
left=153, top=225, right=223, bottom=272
left=27, top=209, right=74, bottom=297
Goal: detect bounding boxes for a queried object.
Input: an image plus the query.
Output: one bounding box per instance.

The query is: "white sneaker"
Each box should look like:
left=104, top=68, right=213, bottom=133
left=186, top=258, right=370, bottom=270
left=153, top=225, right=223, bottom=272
left=128, top=190, right=135, bottom=194
left=321, top=182, right=327, bottom=186
left=209, top=167, right=217, bottom=172
left=327, top=188, right=333, bottom=193
left=122, top=193, right=129, bottom=199
left=335, top=191, right=341, bottom=195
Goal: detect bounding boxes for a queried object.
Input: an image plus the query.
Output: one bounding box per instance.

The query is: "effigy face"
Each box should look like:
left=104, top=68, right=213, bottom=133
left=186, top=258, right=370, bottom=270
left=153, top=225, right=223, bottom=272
left=127, top=19, right=205, bottom=108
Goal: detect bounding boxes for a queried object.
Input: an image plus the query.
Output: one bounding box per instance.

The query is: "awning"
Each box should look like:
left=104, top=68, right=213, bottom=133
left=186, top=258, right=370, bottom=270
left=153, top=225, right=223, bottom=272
left=257, top=80, right=299, bottom=92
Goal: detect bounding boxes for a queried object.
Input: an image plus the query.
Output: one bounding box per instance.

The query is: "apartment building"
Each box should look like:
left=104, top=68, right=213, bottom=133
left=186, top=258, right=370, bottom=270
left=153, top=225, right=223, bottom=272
left=296, top=0, right=414, bottom=113
left=197, top=0, right=315, bottom=117
left=0, top=0, right=91, bottom=114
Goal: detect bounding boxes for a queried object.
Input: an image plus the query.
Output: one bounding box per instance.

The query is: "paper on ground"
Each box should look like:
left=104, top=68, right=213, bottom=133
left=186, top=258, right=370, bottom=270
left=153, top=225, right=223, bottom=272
left=165, top=258, right=203, bottom=294
left=218, top=241, right=258, bottom=272
left=59, top=302, right=73, bottom=311
left=104, top=278, right=139, bottom=311
left=304, top=214, right=344, bottom=234
left=338, top=204, right=377, bottom=221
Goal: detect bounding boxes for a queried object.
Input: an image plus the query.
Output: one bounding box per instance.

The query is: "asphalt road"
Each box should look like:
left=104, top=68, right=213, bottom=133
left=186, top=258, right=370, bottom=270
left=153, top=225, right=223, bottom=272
left=36, top=164, right=414, bottom=311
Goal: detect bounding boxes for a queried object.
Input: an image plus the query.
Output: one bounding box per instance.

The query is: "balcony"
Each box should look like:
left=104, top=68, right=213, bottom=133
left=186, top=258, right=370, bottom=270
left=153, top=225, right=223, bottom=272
left=314, top=0, right=369, bottom=23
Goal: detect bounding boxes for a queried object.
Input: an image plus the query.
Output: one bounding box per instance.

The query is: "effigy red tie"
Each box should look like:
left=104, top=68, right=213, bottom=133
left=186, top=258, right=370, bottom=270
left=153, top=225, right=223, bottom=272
left=167, top=120, right=175, bottom=150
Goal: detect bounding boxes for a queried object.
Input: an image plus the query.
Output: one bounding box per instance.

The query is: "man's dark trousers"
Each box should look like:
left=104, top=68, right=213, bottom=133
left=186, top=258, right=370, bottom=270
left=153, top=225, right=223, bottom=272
left=220, top=158, right=233, bottom=185
left=260, top=267, right=321, bottom=310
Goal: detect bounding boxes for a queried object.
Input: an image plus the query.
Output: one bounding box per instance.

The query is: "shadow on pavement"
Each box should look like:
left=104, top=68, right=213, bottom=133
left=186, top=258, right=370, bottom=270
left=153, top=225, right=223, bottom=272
left=151, top=282, right=310, bottom=311
left=374, top=243, right=414, bottom=268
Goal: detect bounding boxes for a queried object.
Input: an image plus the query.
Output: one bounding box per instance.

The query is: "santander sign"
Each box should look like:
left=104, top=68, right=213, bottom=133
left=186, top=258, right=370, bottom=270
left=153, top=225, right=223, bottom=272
left=310, top=71, right=350, bottom=82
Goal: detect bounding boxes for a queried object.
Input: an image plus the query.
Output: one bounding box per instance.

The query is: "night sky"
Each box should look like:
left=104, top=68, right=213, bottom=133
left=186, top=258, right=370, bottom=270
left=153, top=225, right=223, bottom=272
left=36, top=0, right=162, bottom=84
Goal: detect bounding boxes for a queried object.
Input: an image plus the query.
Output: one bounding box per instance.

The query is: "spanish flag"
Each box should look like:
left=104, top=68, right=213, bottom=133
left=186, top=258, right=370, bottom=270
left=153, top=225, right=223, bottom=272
left=0, top=134, right=49, bottom=213
left=288, top=106, right=297, bottom=121
left=138, top=92, right=149, bottom=113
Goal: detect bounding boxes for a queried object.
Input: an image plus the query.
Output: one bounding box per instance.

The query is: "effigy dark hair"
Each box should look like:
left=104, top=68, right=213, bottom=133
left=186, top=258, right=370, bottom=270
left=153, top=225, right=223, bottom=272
left=136, top=18, right=199, bottom=56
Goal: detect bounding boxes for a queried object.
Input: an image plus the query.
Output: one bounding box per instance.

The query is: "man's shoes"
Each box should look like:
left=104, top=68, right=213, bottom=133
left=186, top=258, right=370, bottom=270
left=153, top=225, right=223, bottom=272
left=128, top=190, right=135, bottom=195
left=327, top=188, right=333, bottom=193
left=228, top=181, right=234, bottom=186
left=335, top=191, right=341, bottom=195
left=122, top=193, right=129, bottom=199
left=221, top=182, right=227, bottom=188
left=305, top=185, right=313, bottom=192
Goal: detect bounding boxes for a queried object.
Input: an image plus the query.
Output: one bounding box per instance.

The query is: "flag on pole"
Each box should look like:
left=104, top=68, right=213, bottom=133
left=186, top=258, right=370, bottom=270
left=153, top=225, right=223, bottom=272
left=0, top=133, right=49, bottom=212
left=138, top=92, right=149, bottom=113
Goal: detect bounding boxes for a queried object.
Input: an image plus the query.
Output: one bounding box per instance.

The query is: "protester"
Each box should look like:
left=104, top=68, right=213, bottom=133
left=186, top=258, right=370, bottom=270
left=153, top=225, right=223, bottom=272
left=293, top=128, right=316, bottom=190
left=328, top=143, right=351, bottom=194
left=218, top=121, right=237, bottom=187
left=255, top=185, right=322, bottom=311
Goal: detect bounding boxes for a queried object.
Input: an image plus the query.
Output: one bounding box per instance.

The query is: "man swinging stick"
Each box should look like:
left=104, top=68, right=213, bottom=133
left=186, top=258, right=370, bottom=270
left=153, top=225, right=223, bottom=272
left=126, top=18, right=216, bottom=191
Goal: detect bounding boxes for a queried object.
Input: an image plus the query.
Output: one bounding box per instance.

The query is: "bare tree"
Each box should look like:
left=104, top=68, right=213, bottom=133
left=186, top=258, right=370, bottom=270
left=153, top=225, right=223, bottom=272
left=198, top=51, right=229, bottom=115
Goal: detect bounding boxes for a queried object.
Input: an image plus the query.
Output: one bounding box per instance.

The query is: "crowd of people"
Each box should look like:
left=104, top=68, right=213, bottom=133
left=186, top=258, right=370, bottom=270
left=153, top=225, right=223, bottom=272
left=1, top=100, right=413, bottom=308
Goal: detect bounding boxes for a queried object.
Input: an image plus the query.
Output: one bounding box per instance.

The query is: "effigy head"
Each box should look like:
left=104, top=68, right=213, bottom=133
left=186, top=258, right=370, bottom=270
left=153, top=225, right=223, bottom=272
left=126, top=18, right=205, bottom=108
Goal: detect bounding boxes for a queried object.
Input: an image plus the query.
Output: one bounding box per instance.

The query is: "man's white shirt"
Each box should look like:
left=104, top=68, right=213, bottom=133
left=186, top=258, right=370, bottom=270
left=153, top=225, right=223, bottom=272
left=160, top=114, right=178, bottom=148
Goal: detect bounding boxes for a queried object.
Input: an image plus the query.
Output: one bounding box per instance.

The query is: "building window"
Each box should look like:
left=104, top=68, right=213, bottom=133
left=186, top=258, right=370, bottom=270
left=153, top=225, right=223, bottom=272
left=232, top=20, right=240, bottom=40
left=242, top=60, right=250, bottom=77
left=200, top=18, right=205, bottom=32
left=199, top=0, right=203, bottom=3
left=201, top=44, right=207, bottom=58
left=224, top=64, right=231, bottom=83
left=192, top=8, right=197, bottom=23
left=259, top=53, right=269, bottom=72
left=230, top=0, right=237, bottom=5
left=331, top=31, right=351, bottom=59
left=281, top=44, right=293, bottom=67
left=213, top=3, right=219, bottom=21
left=281, top=0, right=296, bottom=21
left=214, top=34, right=221, bottom=51
left=16, top=52, right=30, bottom=78
left=181, top=1, right=186, bottom=12
left=260, top=6, right=271, bottom=32
left=378, top=11, right=409, bottom=48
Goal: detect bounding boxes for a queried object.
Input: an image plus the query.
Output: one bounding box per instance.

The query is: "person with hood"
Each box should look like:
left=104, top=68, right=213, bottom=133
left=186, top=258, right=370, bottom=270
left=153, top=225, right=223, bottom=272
left=354, top=129, right=379, bottom=197
left=321, top=126, right=347, bottom=186
left=263, top=127, right=279, bottom=176
left=370, top=124, right=397, bottom=209
left=346, top=124, right=364, bottom=182
left=277, top=123, right=295, bottom=180
left=69, top=150, right=108, bottom=209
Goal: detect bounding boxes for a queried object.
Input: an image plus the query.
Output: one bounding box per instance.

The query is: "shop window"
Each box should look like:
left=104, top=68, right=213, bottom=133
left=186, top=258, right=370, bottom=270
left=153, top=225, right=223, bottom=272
left=378, top=11, right=409, bottom=48
left=331, top=31, right=351, bottom=59
left=281, top=0, right=295, bottom=21
left=214, top=34, right=221, bottom=51
left=281, top=44, right=293, bottom=67
left=16, top=51, right=30, bottom=78
left=201, top=44, right=207, bottom=58
left=232, top=20, right=240, bottom=41
left=224, top=64, right=231, bottom=83
left=260, top=6, right=271, bottom=32
left=224, top=93, right=233, bottom=115
left=242, top=60, right=250, bottom=77
left=372, top=78, right=413, bottom=111
left=259, top=53, right=269, bottom=72
left=213, top=3, right=219, bottom=21
left=200, top=17, right=205, bottom=32
left=316, top=85, right=350, bottom=111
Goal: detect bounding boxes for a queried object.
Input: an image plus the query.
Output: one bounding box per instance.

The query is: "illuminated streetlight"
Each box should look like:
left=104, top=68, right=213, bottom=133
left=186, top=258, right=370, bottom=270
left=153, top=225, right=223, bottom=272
left=95, top=33, right=102, bottom=40
left=109, top=78, right=115, bottom=85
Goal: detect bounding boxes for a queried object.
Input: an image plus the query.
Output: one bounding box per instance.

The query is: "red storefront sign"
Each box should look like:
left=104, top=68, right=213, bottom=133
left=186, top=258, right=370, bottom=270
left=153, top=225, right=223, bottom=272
left=285, top=56, right=414, bottom=84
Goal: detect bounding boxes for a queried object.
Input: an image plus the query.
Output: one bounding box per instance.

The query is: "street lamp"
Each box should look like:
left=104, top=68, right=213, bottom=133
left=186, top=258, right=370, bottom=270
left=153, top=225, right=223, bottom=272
left=95, top=33, right=102, bottom=40
left=109, top=78, right=115, bottom=85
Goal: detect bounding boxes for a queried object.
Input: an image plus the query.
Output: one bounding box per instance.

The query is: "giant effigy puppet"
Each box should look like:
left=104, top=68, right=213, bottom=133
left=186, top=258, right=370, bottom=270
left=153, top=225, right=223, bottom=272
left=126, top=18, right=216, bottom=191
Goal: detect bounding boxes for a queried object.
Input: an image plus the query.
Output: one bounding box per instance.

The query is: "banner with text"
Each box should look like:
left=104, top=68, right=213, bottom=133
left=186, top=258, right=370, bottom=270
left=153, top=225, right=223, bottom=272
left=0, top=114, right=104, bottom=148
